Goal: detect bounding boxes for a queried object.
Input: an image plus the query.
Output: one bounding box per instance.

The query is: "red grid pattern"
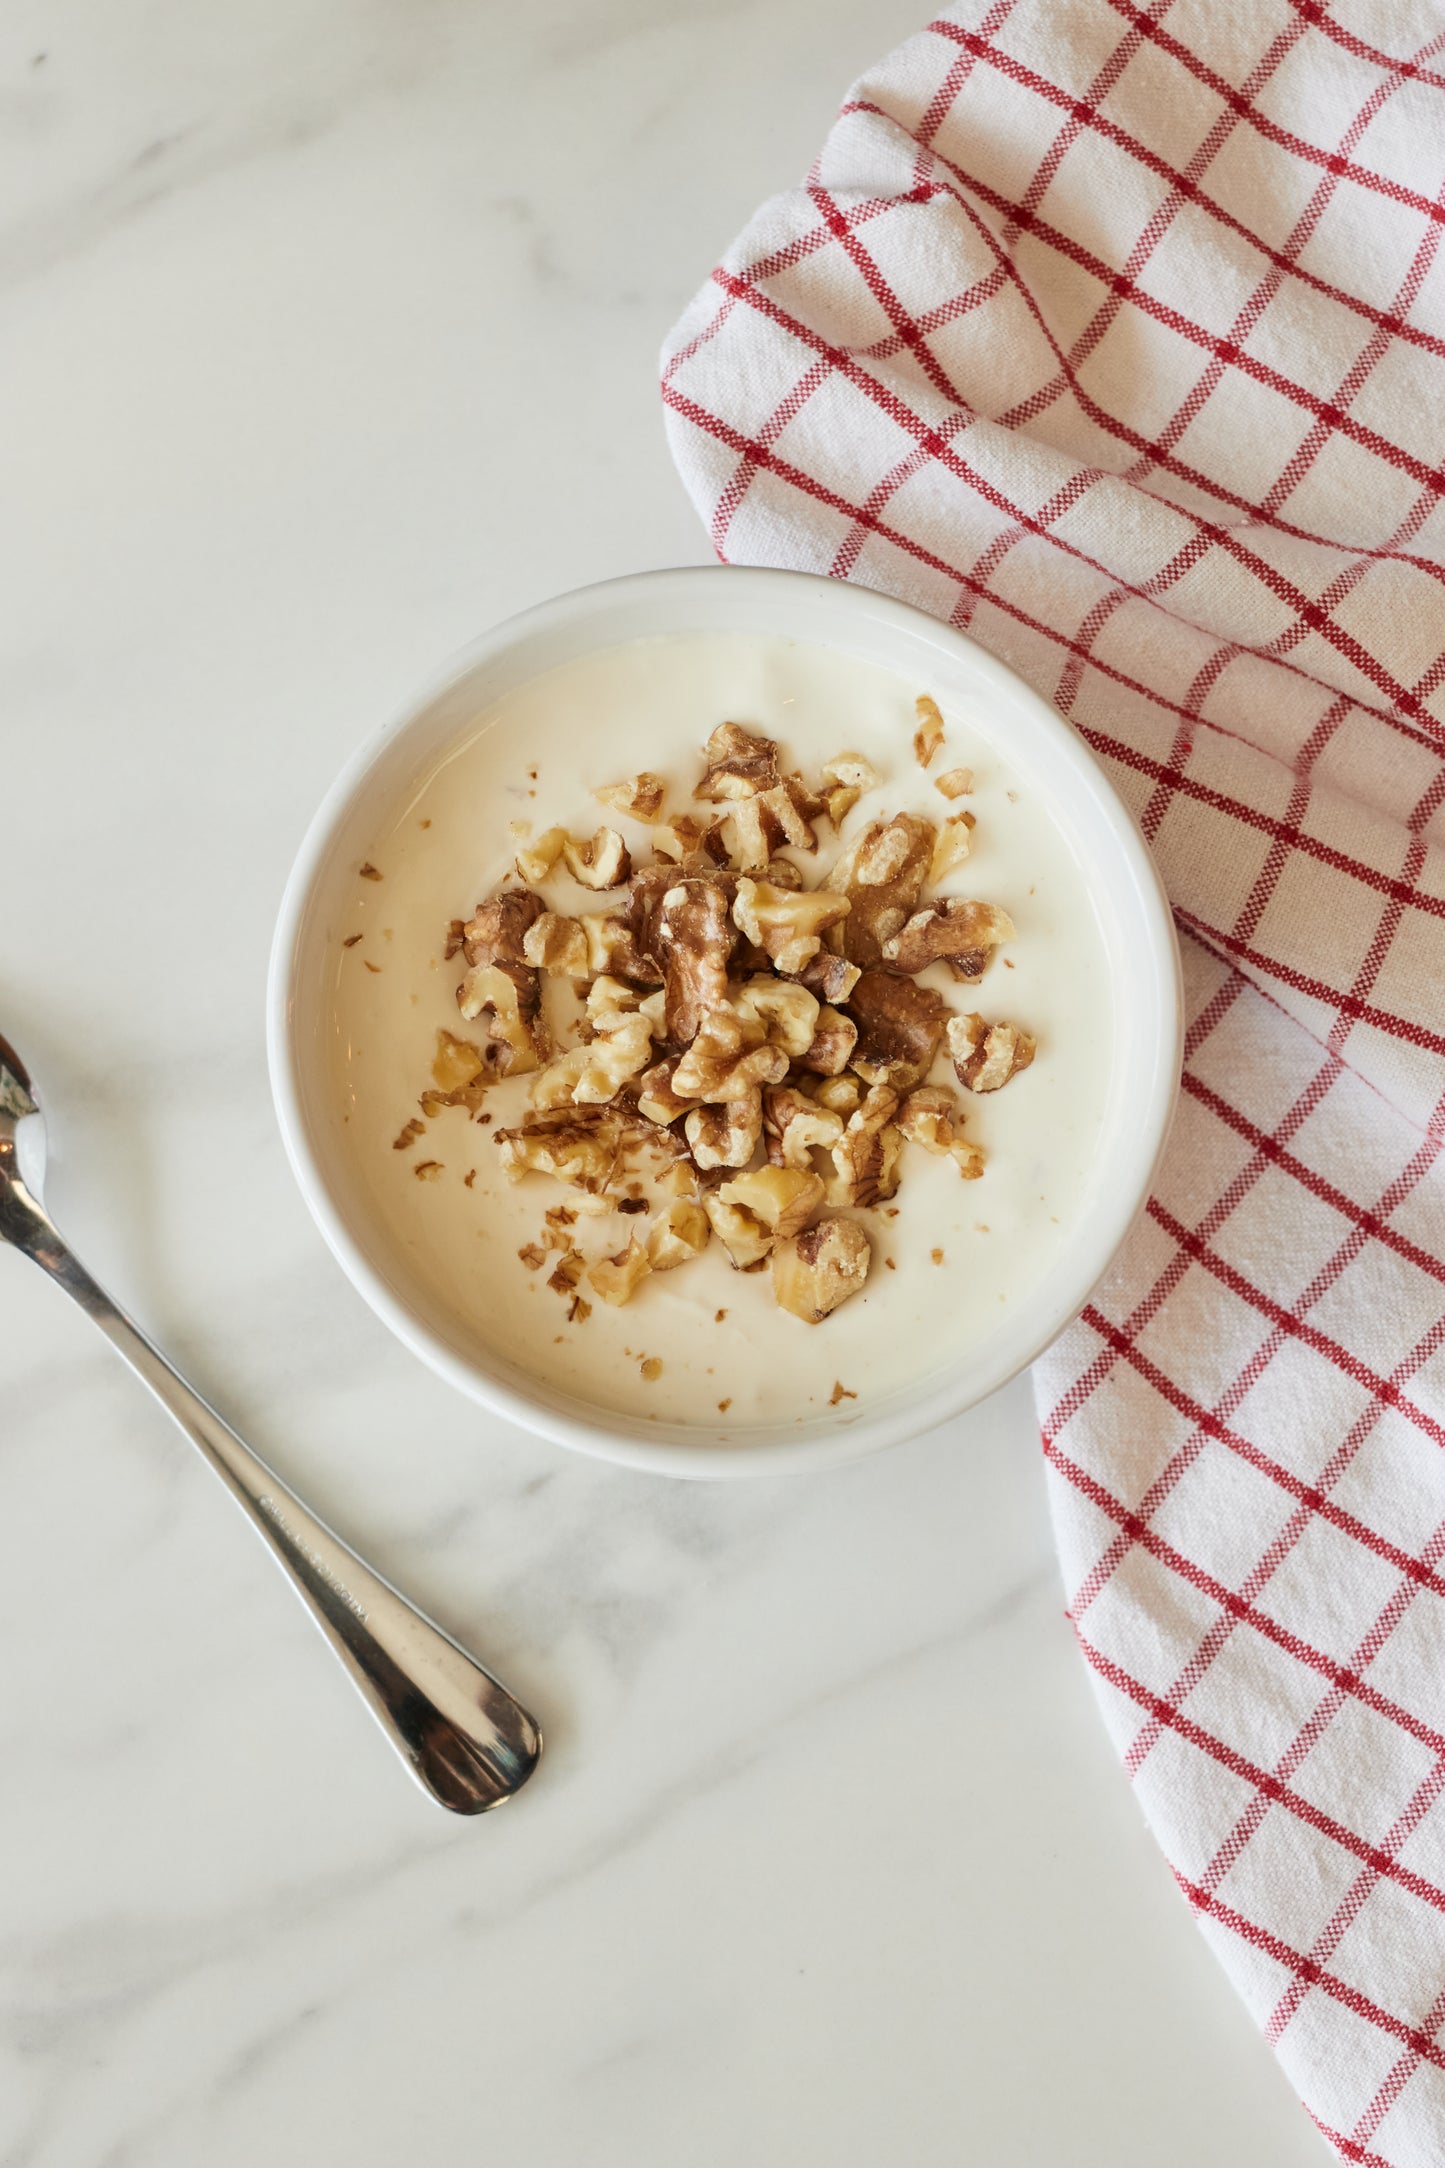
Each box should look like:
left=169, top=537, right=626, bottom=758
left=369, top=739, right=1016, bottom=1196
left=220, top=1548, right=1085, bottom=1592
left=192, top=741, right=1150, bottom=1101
left=662, top=3, right=1445, bottom=2157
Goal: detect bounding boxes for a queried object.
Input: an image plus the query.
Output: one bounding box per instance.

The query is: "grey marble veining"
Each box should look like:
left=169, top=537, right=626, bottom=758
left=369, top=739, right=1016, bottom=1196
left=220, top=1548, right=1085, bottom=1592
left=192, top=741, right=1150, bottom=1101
left=0, top=4, right=1329, bottom=2163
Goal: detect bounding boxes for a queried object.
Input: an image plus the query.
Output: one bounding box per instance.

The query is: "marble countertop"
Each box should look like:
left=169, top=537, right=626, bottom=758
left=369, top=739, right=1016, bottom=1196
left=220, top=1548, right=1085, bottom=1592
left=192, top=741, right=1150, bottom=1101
left=2, top=4, right=1329, bottom=2162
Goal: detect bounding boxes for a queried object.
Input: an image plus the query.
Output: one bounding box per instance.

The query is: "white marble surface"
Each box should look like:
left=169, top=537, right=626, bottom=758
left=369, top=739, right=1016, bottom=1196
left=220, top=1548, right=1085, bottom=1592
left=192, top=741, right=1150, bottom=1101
left=0, top=4, right=1329, bottom=2162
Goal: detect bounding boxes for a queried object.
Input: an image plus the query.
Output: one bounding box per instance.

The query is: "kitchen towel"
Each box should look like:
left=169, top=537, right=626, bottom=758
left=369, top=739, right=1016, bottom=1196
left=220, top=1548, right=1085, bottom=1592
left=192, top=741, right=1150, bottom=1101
left=662, top=4, right=1445, bottom=2159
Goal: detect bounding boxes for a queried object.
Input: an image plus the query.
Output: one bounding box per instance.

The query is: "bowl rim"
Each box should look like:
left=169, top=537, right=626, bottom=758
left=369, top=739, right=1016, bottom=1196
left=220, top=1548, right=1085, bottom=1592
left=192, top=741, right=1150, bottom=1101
left=267, top=565, right=1182, bottom=1479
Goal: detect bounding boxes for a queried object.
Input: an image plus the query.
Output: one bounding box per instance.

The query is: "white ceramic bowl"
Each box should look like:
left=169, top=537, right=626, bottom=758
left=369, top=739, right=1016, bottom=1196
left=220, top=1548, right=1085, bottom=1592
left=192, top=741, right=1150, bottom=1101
left=268, top=567, right=1180, bottom=1478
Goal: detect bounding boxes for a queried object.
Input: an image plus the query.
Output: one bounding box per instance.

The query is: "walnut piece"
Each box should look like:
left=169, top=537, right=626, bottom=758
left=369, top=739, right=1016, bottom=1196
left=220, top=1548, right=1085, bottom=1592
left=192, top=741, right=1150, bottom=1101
left=702, top=1192, right=774, bottom=1270
left=897, top=1082, right=987, bottom=1180
left=793, top=950, right=861, bottom=1005
left=523, top=912, right=590, bottom=975
left=495, top=1109, right=623, bottom=1191
left=948, top=1013, right=1038, bottom=1092
left=462, top=889, right=545, bottom=967
left=722, top=795, right=784, bottom=871
left=671, top=1008, right=788, bottom=1102
left=882, top=898, right=1014, bottom=981
left=636, top=1055, right=697, bottom=1126
left=582, top=911, right=658, bottom=984
left=763, top=1085, right=845, bottom=1169
left=513, top=825, right=567, bottom=885
left=685, top=1092, right=762, bottom=1170
left=731, top=975, right=820, bottom=1058
left=595, top=773, right=666, bottom=823
left=423, top=1029, right=490, bottom=1114
left=647, top=1199, right=711, bottom=1269
left=846, top=969, right=948, bottom=1090
left=772, top=1215, right=872, bottom=1322
left=762, top=854, right=804, bottom=892
left=826, top=813, right=934, bottom=967
left=934, top=767, right=973, bottom=800
left=587, top=1237, right=651, bottom=1307
left=828, top=1085, right=903, bottom=1207
left=585, top=975, right=650, bottom=1034
left=732, top=877, right=851, bottom=976
left=930, top=813, right=976, bottom=883
left=719, top=1166, right=825, bottom=1239
left=812, top=1074, right=864, bottom=1117
left=660, top=878, right=735, bottom=1044
left=913, top=694, right=945, bottom=769
left=456, top=960, right=542, bottom=1078
left=796, top=1003, right=858, bottom=1077
left=538, top=1015, right=654, bottom=1109
left=651, top=812, right=711, bottom=863
left=563, top=827, right=632, bottom=890
left=695, top=722, right=780, bottom=801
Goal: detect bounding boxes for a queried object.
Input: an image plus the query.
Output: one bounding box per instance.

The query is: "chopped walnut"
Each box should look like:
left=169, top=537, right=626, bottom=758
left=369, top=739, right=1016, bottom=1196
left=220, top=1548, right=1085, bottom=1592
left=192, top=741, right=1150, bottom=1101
left=530, top=1015, right=653, bottom=1109
left=456, top=960, right=542, bottom=1078
left=895, top=1084, right=958, bottom=1154
left=636, top=1055, right=697, bottom=1126
left=587, top=1237, right=651, bottom=1307
left=882, top=898, right=1014, bottom=981
left=846, top=969, right=948, bottom=1090
left=764, top=777, right=820, bottom=852
left=913, top=694, right=945, bottom=769
left=595, top=773, right=666, bottom=823
left=618, top=863, right=678, bottom=980
left=828, top=1085, right=903, bottom=1207
left=518, top=1242, right=547, bottom=1271
left=762, top=854, right=804, bottom=892
left=661, top=878, right=735, bottom=1043
left=796, top=1003, right=858, bottom=1077
left=651, top=812, right=710, bottom=862
left=793, top=950, right=860, bottom=1005
left=421, top=1029, right=490, bottom=1115
left=462, top=889, right=545, bottom=968
left=513, top=825, right=567, bottom=884
left=948, top=1013, right=1038, bottom=1092
left=826, top=813, right=934, bottom=967
left=563, top=827, right=632, bottom=890
left=671, top=1009, right=788, bottom=1102
left=685, top=1091, right=763, bottom=1170
left=582, top=911, right=657, bottom=984
left=495, top=1109, right=624, bottom=1191
left=585, top=974, right=648, bottom=1034
left=773, top=1215, right=872, bottom=1322
left=523, top=912, right=590, bottom=975
left=413, top=1159, right=443, bottom=1181
left=732, top=877, right=850, bottom=976
left=647, top=1198, right=711, bottom=1268
left=702, top=1192, right=774, bottom=1270
left=718, top=1165, right=825, bottom=1239
left=695, top=721, right=780, bottom=801
left=393, top=1117, right=426, bottom=1150
left=732, top=975, right=820, bottom=1058
left=820, top=752, right=880, bottom=803
left=930, top=813, right=976, bottom=883
left=722, top=793, right=786, bottom=872
left=897, top=1083, right=988, bottom=1179
left=934, top=767, right=973, bottom=800
left=763, top=1085, right=845, bottom=1169
left=812, top=1073, right=863, bottom=1117
left=432, top=1030, right=485, bottom=1092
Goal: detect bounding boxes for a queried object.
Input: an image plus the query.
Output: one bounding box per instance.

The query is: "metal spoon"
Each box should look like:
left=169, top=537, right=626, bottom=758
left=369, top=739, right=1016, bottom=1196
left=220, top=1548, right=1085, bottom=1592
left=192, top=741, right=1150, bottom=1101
left=0, top=1030, right=542, bottom=1814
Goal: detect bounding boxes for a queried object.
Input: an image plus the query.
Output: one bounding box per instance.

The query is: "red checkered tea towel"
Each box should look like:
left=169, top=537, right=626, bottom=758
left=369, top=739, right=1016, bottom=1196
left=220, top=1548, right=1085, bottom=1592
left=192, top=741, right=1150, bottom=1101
left=661, top=4, right=1445, bottom=2159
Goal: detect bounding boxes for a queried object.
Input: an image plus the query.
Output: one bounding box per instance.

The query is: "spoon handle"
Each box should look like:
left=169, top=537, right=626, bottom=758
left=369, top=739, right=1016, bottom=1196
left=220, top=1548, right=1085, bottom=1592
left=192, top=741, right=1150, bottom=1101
left=6, top=1180, right=541, bottom=1814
